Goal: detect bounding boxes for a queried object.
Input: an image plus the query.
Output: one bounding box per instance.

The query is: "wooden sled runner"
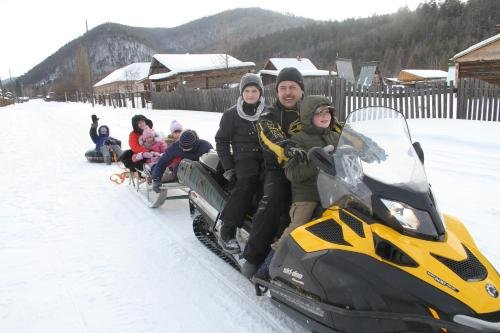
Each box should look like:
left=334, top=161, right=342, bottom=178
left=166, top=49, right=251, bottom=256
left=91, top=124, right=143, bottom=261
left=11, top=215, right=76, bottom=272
left=126, top=168, right=189, bottom=208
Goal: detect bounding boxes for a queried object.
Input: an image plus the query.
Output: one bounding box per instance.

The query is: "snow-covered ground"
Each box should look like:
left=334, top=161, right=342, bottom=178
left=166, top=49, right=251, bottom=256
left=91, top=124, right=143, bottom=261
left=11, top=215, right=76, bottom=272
left=0, top=100, right=498, bottom=332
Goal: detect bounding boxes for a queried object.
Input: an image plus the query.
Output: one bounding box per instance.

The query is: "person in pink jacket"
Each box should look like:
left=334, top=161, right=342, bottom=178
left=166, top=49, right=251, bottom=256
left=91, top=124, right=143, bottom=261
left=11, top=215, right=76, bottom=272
left=132, top=127, right=167, bottom=170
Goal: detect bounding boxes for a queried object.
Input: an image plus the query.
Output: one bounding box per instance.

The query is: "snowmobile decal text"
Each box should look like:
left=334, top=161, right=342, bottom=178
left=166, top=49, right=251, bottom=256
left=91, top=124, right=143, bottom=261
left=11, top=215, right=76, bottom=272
left=427, top=271, right=459, bottom=292
left=283, top=267, right=304, bottom=285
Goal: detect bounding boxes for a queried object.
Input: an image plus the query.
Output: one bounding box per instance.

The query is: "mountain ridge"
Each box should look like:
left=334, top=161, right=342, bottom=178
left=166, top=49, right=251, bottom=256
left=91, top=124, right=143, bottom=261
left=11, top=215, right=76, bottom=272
left=21, top=8, right=314, bottom=91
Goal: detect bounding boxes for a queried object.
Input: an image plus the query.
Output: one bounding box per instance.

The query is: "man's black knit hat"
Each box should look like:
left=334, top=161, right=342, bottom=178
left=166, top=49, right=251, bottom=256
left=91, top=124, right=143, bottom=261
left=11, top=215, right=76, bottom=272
left=275, top=67, right=304, bottom=92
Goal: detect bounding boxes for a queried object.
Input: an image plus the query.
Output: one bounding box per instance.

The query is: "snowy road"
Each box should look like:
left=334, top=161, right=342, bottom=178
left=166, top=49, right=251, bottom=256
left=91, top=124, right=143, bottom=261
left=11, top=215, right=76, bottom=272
left=0, top=100, right=300, bottom=332
left=0, top=100, right=498, bottom=332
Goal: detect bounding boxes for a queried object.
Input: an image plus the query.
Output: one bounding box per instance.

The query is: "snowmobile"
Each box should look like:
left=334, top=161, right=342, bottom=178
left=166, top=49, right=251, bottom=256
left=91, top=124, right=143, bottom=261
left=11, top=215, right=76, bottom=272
left=177, top=106, right=500, bottom=333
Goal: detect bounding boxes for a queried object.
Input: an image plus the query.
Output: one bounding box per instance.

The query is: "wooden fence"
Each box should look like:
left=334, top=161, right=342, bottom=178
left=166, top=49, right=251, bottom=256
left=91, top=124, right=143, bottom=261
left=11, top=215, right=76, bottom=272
left=67, top=91, right=150, bottom=109
left=457, top=78, right=500, bottom=121
left=90, top=77, right=499, bottom=122
left=94, top=92, right=150, bottom=109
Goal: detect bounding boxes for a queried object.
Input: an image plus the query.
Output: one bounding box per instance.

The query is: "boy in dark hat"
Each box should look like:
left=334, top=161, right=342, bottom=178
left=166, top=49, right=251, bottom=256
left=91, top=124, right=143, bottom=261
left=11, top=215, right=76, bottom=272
left=151, top=130, right=213, bottom=192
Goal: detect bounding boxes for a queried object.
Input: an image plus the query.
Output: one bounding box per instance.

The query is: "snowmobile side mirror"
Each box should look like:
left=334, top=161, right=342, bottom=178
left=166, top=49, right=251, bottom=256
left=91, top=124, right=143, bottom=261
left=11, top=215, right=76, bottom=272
left=308, top=147, right=336, bottom=177
left=412, top=142, right=424, bottom=165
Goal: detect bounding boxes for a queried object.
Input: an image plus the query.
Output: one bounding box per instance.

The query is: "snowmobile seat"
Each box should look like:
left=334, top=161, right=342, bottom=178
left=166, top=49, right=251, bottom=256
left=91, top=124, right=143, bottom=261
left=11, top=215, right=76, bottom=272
left=198, top=150, right=222, bottom=174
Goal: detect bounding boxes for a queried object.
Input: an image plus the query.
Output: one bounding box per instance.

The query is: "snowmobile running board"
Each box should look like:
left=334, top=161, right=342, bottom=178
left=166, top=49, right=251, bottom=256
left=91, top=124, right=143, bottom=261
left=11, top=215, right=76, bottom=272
left=252, top=277, right=499, bottom=333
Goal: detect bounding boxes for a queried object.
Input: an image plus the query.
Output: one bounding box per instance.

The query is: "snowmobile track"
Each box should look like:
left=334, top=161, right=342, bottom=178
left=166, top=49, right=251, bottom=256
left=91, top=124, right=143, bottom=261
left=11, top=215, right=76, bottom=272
left=192, top=215, right=240, bottom=271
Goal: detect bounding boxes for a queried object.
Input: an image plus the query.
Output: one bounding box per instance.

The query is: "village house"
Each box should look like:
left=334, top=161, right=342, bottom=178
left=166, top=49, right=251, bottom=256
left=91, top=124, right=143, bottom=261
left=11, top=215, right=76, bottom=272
left=148, top=54, right=255, bottom=92
left=450, top=32, right=500, bottom=85
left=93, top=62, right=150, bottom=94
left=259, top=57, right=334, bottom=86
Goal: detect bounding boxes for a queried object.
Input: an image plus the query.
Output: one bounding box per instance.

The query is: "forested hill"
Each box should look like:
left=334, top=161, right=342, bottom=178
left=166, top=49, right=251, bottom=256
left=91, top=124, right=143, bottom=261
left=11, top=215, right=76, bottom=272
left=21, top=8, right=313, bottom=88
left=234, top=0, right=500, bottom=76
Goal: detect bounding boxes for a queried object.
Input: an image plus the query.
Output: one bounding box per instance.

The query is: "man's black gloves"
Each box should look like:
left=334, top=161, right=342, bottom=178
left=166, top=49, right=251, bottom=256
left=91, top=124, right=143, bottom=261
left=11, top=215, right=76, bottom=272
left=285, top=145, right=308, bottom=163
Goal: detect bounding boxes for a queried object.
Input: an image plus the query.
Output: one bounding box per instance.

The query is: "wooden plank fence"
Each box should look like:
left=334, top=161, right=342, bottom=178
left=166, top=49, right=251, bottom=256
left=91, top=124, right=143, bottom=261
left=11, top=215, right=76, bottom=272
left=68, top=91, right=150, bottom=109
left=457, top=78, right=499, bottom=121
left=83, top=77, right=499, bottom=122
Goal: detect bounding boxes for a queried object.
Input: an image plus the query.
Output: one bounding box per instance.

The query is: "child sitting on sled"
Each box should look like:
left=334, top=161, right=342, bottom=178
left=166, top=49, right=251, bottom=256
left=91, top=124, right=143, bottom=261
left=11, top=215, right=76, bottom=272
left=165, top=120, right=183, bottom=146
left=151, top=130, right=213, bottom=192
left=89, top=114, right=122, bottom=164
left=131, top=127, right=167, bottom=171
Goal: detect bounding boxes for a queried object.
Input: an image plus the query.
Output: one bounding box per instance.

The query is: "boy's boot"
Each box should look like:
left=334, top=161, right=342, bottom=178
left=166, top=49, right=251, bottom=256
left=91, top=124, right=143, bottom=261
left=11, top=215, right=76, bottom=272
left=219, top=222, right=241, bottom=254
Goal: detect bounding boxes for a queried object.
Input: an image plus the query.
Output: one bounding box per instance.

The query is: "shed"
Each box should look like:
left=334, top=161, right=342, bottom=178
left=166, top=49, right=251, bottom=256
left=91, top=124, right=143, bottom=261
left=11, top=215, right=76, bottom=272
left=357, top=62, right=383, bottom=87
left=93, top=62, right=150, bottom=94
left=397, top=69, right=448, bottom=83
left=450, top=33, right=500, bottom=85
left=259, top=57, right=334, bottom=86
left=149, top=54, right=255, bottom=92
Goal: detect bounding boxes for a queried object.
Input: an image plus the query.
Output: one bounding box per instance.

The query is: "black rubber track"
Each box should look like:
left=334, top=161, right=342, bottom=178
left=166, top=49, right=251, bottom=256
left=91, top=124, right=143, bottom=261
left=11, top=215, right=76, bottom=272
left=192, top=214, right=241, bottom=271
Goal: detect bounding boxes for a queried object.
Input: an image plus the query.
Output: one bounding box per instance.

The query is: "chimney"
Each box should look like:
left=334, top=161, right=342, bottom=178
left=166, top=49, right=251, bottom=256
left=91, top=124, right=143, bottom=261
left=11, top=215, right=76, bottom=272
left=496, top=24, right=500, bottom=34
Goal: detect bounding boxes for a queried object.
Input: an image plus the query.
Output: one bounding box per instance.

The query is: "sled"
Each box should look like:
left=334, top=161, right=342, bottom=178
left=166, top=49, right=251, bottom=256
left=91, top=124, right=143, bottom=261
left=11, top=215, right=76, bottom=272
left=85, top=149, right=106, bottom=163
left=127, top=167, right=189, bottom=208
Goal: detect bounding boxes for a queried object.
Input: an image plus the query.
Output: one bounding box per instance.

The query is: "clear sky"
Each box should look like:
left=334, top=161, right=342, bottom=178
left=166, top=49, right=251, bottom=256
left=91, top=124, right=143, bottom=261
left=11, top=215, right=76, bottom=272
left=0, top=0, right=426, bottom=81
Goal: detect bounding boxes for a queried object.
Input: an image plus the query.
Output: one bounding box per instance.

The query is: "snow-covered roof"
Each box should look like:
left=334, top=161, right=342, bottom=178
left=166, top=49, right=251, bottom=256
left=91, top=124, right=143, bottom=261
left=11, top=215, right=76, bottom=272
left=94, top=62, right=151, bottom=87
left=259, top=69, right=334, bottom=77
left=451, top=33, right=500, bottom=60
left=150, top=54, right=254, bottom=80
left=400, top=69, right=448, bottom=79
left=267, top=57, right=319, bottom=71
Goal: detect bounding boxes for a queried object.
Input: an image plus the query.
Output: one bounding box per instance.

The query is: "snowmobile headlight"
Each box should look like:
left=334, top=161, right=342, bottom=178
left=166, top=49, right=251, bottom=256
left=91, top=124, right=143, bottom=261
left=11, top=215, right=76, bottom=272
left=381, top=199, right=438, bottom=238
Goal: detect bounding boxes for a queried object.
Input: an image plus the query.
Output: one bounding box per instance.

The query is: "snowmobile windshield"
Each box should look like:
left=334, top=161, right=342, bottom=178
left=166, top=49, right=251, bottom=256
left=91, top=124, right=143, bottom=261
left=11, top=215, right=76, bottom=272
left=317, top=107, right=429, bottom=215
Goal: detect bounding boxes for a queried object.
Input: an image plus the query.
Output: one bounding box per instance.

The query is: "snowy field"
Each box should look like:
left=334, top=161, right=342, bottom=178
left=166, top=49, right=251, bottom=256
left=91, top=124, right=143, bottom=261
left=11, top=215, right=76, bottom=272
left=0, top=99, right=499, bottom=332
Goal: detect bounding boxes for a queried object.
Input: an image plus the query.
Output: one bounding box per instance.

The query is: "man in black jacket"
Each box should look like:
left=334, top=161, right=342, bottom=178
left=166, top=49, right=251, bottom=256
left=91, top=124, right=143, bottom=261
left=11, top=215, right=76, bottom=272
left=241, top=67, right=310, bottom=278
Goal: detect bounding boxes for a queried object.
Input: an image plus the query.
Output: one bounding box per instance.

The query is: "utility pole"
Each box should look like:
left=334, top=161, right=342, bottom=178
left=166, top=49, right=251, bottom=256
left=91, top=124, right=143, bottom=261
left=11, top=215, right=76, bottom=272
left=86, top=19, right=94, bottom=107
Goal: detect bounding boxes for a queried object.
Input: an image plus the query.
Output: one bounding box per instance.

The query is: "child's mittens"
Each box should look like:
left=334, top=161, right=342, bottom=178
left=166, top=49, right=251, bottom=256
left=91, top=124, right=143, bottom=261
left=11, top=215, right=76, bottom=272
left=142, top=152, right=153, bottom=159
left=135, top=152, right=144, bottom=160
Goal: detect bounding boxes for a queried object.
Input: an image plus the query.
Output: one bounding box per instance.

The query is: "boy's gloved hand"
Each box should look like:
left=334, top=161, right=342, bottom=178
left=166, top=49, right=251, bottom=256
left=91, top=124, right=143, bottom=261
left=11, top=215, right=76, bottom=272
left=285, top=146, right=308, bottom=163
left=91, top=114, right=99, bottom=124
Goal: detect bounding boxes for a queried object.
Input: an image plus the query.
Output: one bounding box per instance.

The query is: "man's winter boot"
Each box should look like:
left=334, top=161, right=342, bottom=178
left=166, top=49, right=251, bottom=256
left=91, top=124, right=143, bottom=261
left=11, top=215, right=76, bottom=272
left=241, top=261, right=259, bottom=279
left=254, top=249, right=274, bottom=281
